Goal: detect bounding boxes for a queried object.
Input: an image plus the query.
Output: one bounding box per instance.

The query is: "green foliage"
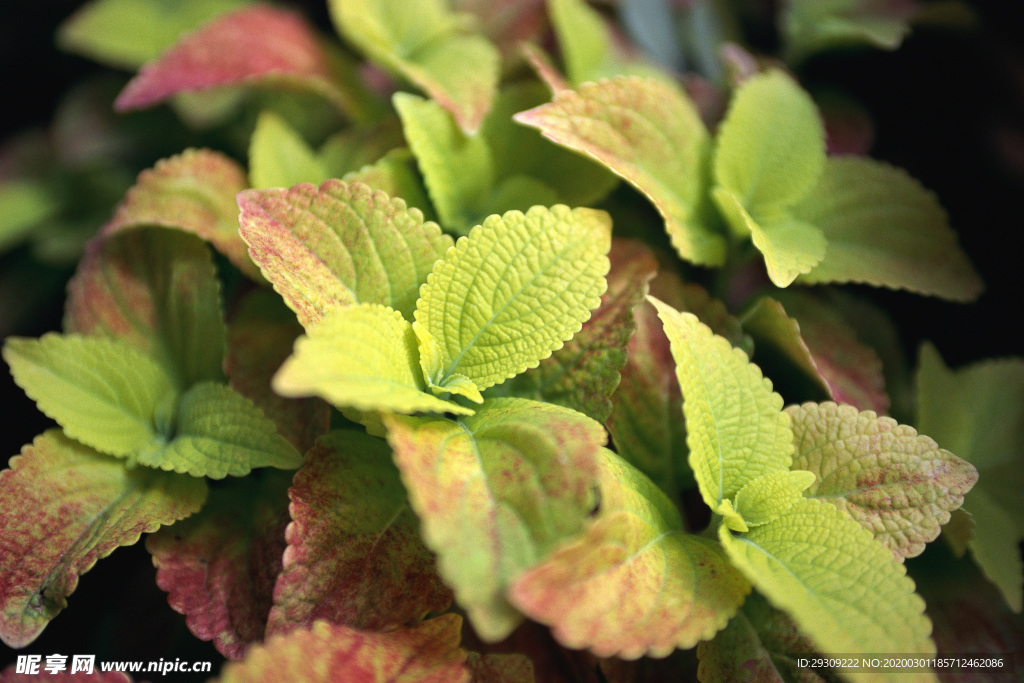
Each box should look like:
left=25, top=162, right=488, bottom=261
left=0, top=0, right=1008, bottom=678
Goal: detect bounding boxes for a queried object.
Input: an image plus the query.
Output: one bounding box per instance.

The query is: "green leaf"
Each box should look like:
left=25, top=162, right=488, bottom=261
left=225, top=290, right=330, bottom=454
left=0, top=180, right=57, bottom=252
left=384, top=398, right=605, bottom=642
left=650, top=297, right=794, bottom=513
left=65, top=228, right=227, bottom=390
left=727, top=470, right=817, bottom=532
left=712, top=70, right=827, bottom=286
left=514, top=77, right=727, bottom=266
left=788, top=401, right=977, bottom=560
left=140, top=382, right=302, bottom=478
left=248, top=111, right=329, bottom=190
left=793, top=157, right=983, bottom=301
left=342, top=148, right=435, bottom=219
left=509, top=449, right=750, bottom=658
left=217, top=615, right=470, bottom=683
left=273, top=304, right=471, bottom=416
left=505, top=238, right=656, bottom=422
left=916, top=343, right=1024, bottom=611
left=238, top=180, right=452, bottom=327
left=782, top=0, right=911, bottom=65
left=719, top=498, right=936, bottom=670
left=330, top=0, right=500, bottom=133
left=57, top=0, right=248, bottom=69
left=3, top=334, right=175, bottom=458
left=0, top=430, right=206, bottom=648
left=103, top=149, right=258, bottom=280
left=266, top=431, right=452, bottom=636
left=147, top=471, right=291, bottom=659
left=414, top=205, right=611, bottom=392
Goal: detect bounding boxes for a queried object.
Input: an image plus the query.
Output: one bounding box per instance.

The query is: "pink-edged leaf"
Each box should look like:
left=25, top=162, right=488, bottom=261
left=466, top=653, right=536, bottom=683
left=506, top=238, right=657, bottom=423
left=520, top=42, right=571, bottom=94
left=225, top=290, right=329, bottom=454
left=0, top=668, right=134, bottom=683
left=216, top=614, right=470, bottom=683
left=266, top=430, right=451, bottom=636
left=64, top=229, right=226, bottom=390
left=606, top=269, right=749, bottom=500
left=237, top=180, right=452, bottom=326
left=116, top=5, right=350, bottom=114
left=145, top=470, right=291, bottom=659
left=742, top=293, right=889, bottom=413
left=0, top=430, right=207, bottom=648
left=104, top=149, right=259, bottom=280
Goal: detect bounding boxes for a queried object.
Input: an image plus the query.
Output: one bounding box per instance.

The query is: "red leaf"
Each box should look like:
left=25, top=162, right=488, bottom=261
left=266, top=431, right=451, bottom=636
left=146, top=472, right=292, bottom=659
left=116, top=5, right=344, bottom=113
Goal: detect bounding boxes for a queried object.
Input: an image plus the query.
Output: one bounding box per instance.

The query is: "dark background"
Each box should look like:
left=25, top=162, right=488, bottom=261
left=1, top=1, right=1022, bottom=679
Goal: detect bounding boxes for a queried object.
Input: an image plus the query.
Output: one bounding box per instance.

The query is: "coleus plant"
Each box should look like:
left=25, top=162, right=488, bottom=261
left=2, top=0, right=1021, bottom=681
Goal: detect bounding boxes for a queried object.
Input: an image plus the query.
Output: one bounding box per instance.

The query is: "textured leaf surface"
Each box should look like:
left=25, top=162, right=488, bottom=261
left=651, top=298, right=793, bottom=512
left=414, top=205, right=610, bottom=392
left=139, top=381, right=302, bottom=478
left=916, top=343, right=1024, bottom=611
left=65, top=229, right=226, bottom=390
left=224, top=290, right=330, bottom=454
left=330, top=0, right=499, bottom=133
left=384, top=398, right=604, bottom=642
left=248, top=111, right=330, bottom=190
left=238, top=180, right=452, bottom=326
left=697, top=592, right=829, bottom=683
left=0, top=430, right=206, bottom=648
left=728, top=470, right=817, bottom=532
left=719, top=498, right=935, bottom=675
left=510, top=449, right=749, bottom=659
left=465, top=653, right=535, bottom=683
left=216, top=614, right=470, bottom=683
left=103, top=148, right=257, bottom=279
left=267, top=430, right=451, bottom=636
left=147, top=471, right=291, bottom=659
left=3, top=334, right=175, bottom=458
left=273, top=304, right=471, bottom=416
left=788, top=402, right=977, bottom=560
left=343, top=149, right=435, bottom=218
left=794, top=157, right=983, bottom=301
left=514, top=77, right=726, bottom=266
left=116, top=5, right=351, bottom=113
left=57, top=0, right=247, bottom=68
left=506, top=238, right=656, bottom=422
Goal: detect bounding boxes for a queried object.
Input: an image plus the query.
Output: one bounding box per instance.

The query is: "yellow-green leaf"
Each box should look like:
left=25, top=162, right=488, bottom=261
left=510, top=449, right=750, bottom=658
left=719, top=498, right=936, bottom=677
left=384, top=398, right=605, bottom=642
left=414, top=205, right=610, bottom=392
left=788, top=401, right=977, bottom=560
left=274, top=304, right=471, bottom=417
left=729, top=470, right=817, bottom=532
left=513, top=77, right=726, bottom=266
left=650, top=297, right=794, bottom=513
left=248, top=111, right=330, bottom=190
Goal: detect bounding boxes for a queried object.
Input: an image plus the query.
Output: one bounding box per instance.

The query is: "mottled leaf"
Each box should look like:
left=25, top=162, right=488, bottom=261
left=103, top=149, right=258, bottom=279
left=384, top=398, right=604, bottom=642
left=273, top=304, right=471, bottom=416
left=0, top=430, right=206, bottom=648
left=917, top=343, right=1024, bottom=611
left=465, top=653, right=536, bottom=683
left=414, top=205, right=610, bottom=393
left=793, top=157, right=983, bottom=302
left=788, top=402, right=977, bottom=560
left=719, top=498, right=936, bottom=676
left=506, top=238, right=656, bottom=422
left=58, top=0, right=248, bottom=69
left=515, top=77, right=726, bottom=266
left=343, top=149, right=435, bottom=219
left=216, top=614, right=470, bottom=683
left=267, top=430, right=451, bottom=635
left=651, top=298, right=793, bottom=513
left=237, top=180, right=452, bottom=326
left=510, top=449, right=750, bottom=659
left=65, top=228, right=226, bottom=390
left=116, top=5, right=353, bottom=114
left=225, top=290, right=330, bottom=454
left=248, top=111, right=329, bottom=190
left=147, top=471, right=291, bottom=659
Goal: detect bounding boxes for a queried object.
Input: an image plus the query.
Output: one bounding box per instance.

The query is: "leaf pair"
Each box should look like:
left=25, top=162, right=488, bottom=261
left=517, top=71, right=982, bottom=299
left=652, top=298, right=976, bottom=667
